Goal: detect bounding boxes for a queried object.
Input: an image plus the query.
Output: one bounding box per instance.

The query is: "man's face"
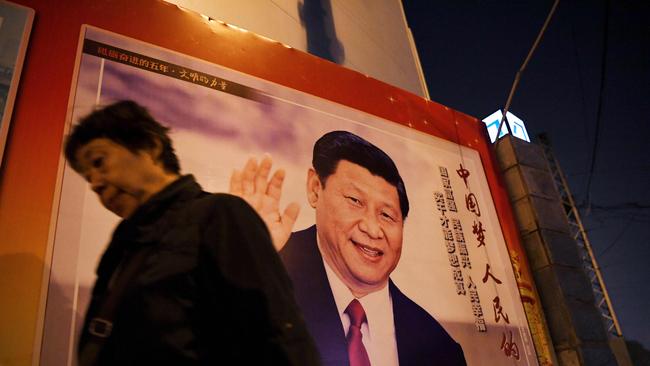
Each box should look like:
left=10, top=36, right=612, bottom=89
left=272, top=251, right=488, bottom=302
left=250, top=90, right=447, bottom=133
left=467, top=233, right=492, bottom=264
left=74, top=138, right=163, bottom=218
left=308, top=160, right=404, bottom=297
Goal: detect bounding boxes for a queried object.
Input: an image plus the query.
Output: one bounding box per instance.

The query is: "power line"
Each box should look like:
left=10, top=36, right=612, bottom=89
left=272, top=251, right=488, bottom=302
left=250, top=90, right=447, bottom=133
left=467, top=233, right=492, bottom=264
left=583, top=0, right=610, bottom=207
left=598, top=219, right=636, bottom=258
left=592, top=186, right=650, bottom=257
left=567, top=164, right=650, bottom=177
left=579, top=202, right=650, bottom=210
left=568, top=0, right=593, bottom=170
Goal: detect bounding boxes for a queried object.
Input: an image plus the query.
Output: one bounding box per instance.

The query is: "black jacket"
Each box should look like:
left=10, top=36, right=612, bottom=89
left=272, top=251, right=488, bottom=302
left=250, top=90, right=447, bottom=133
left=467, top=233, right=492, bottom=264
left=79, top=175, right=320, bottom=365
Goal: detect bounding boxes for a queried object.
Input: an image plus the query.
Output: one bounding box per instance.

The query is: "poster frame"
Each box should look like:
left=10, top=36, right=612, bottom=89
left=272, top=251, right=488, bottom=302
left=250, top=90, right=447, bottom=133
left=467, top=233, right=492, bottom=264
left=0, top=0, right=34, bottom=167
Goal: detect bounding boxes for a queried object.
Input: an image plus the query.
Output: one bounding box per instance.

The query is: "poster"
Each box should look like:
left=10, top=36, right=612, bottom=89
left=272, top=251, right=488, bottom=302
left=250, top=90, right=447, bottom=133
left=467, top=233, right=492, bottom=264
left=0, top=0, right=34, bottom=167
left=42, top=26, right=538, bottom=365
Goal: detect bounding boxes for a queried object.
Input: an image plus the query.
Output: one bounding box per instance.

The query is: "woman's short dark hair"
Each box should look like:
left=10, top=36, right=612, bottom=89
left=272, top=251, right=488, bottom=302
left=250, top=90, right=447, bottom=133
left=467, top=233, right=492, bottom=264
left=312, top=130, right=409, bottom=219
left=65, top=100, right=180, bottom=174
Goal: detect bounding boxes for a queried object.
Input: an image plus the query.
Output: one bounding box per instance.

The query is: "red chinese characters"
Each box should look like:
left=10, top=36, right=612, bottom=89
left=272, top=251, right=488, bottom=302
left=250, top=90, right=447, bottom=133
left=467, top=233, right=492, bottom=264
left=482, top=264, right=503, bottom=285
left=492, top=296, right=510, bottom=324
left=500, top=331, right=520, bottom=360
left=472, top=220, right=486, bottom=248
left=465, top=193, right=481, bottom=217
left=456, top=163, right=470, bottom=188
left=450, top=163, right=522, bottom=357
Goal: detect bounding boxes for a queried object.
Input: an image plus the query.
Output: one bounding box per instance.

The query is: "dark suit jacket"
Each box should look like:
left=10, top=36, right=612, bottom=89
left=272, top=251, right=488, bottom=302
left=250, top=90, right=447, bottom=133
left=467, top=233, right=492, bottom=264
left=280, top=225, right=466, bottom=366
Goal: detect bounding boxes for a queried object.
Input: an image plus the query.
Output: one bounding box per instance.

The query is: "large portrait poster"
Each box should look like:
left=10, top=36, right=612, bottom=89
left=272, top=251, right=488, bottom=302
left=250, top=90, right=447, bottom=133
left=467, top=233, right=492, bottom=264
left=42, top=26, right=538, bottom=365
left=0, top=1, right=34, bottom=167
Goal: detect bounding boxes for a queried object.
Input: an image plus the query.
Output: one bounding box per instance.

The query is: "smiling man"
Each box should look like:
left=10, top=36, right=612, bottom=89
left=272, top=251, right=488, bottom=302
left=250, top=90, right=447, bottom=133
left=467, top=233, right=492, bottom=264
left=277, top=131, right=466, bottom=366
left=64, top=100, right=319, bottom=366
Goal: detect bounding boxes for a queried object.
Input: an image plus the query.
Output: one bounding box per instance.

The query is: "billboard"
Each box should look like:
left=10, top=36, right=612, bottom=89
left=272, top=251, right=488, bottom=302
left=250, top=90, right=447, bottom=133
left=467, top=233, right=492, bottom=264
left=41, top=26, right=538, bottom=365
left=0, top=1, right=34, bottom=167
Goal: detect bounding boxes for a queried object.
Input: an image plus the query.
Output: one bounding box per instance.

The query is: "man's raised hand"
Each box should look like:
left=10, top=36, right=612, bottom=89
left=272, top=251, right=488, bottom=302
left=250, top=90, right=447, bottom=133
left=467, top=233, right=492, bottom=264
left=229, top=155, right=299, bottom=251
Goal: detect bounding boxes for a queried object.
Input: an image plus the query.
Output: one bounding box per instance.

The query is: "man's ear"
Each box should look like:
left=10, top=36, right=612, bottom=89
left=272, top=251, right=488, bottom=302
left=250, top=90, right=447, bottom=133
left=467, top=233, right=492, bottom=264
left=145, top=138, right=163, bottom=164
left=306, top=168, right=322, bottom=208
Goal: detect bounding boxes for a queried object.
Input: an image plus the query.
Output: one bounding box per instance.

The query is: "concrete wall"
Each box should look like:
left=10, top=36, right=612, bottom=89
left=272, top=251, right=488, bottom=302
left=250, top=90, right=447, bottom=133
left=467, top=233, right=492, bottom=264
left=163, top=0, right=428, bottom=97
left=495, top=136, right=619, bottom=365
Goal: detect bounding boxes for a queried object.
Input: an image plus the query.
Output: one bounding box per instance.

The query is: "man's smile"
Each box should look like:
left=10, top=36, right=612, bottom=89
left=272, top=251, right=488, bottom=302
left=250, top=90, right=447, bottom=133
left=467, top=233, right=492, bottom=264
left=351, top=239, right=384, bottom=258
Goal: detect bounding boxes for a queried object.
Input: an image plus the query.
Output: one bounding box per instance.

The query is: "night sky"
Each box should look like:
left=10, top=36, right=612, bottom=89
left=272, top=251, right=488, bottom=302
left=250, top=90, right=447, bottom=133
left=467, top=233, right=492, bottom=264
left=403, top=0, right=650, bottom=350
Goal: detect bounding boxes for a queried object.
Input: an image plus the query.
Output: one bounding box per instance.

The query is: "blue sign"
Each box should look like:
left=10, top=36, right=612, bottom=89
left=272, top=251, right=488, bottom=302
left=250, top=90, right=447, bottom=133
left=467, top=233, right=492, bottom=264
left=482, top=110, right=530, bottom=143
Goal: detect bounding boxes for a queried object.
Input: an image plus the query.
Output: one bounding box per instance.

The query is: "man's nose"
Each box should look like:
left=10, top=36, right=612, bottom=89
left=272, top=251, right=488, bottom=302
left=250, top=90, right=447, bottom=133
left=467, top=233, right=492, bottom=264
left=87, top=171, right=105, bottom=194
left=358, top=213, right=384, bottom=239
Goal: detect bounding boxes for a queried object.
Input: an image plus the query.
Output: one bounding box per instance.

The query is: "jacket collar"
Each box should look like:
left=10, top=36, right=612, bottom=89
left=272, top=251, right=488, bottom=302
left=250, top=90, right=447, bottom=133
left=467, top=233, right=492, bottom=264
left=96, top=175, right=201, bottom=278
left=125, top=175, right=200, bottom=224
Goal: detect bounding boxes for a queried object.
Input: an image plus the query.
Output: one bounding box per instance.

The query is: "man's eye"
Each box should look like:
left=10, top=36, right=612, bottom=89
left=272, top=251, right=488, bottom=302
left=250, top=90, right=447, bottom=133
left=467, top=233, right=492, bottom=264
left=91, top=157, right=104, bottom=168
left=381, top=212, right=396, bottom=222
left=345, top=196, right=362, bottom=206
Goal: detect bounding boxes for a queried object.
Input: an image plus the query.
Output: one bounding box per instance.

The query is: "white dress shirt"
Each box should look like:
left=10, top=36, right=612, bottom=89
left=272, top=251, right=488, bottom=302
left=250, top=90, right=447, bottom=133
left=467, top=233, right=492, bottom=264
left=322, top=258, right=400, bottom=366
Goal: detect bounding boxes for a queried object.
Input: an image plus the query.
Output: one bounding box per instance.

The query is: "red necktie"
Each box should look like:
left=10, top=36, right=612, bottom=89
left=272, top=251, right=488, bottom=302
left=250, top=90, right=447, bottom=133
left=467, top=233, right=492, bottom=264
left=345, top=299, right=371, bottom=366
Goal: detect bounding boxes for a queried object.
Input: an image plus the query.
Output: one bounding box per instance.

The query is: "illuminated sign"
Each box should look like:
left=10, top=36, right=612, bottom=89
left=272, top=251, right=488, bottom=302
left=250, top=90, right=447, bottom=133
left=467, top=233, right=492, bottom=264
left=482, top=110, right=530, bottom=143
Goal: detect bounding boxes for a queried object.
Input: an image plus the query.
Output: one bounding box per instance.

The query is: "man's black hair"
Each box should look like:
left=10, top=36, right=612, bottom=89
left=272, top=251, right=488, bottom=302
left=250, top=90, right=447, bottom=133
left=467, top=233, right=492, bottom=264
left=312, top=130, right=409, bottom=219
left=65, top=100, right=181, bottom=174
